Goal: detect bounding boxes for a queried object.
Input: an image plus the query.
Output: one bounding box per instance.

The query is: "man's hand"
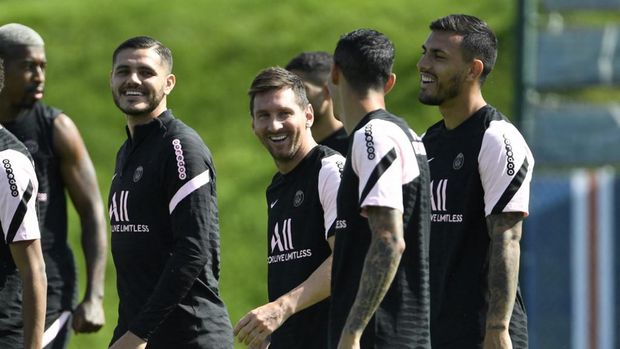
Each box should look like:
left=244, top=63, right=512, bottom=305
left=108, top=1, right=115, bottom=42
left=108, top=331, right=146, bottom=349
left=72, top=297, right=105, bottom=333
left=337, top=332, right=361, bottom=349
left=234, top=301, right=288, bottom=348
left=483, top=328, right=513, bottom=349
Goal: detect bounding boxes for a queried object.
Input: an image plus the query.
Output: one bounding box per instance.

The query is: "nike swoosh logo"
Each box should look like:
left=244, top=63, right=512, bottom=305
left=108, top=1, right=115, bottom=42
left=427, top=157, right=435, bottom=162
left=270, top=200, right=278, bottom=209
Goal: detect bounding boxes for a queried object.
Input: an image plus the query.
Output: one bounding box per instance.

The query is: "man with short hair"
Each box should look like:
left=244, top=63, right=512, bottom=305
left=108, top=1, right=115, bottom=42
left=108, top=36, right=233, bottom=349
left=234, top=67, right=343, bottom=349
left=327, top=29, right=432, bottom=349
left=418, top=14, right=533, bottom=349
left=0, top=56, right=48, bottom=349
left=285, top=51, right=348, bottom=154
left=0, top=23, right=107, bottom=348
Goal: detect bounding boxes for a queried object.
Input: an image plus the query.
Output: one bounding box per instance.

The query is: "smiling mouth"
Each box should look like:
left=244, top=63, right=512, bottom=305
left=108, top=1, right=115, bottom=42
left=122, top=90, right=145, bottom=97
left=420, top=73, right=435, bottom=85
left=268, top=134, right=287, bottom=143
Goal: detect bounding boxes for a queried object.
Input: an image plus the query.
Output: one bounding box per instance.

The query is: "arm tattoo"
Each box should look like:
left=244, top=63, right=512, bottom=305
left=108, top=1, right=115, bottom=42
left=485, top=212, right=523, bottom=331
left=343, top=207, right=404, bottom=336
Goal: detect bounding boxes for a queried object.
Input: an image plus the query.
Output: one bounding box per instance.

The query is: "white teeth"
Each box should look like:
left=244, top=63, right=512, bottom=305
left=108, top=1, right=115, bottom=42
left=124, top=91, right=143, bottom=96
left=269, top=135, right=287, bottom=141
left=420, top=74, right=435, bottom=83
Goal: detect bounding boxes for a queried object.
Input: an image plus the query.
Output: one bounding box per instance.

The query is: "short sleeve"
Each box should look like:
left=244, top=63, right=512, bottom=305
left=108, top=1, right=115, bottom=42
left=478, top=120, right=534, bottom=217
left=351, top=119, right=420, bottom=214
left=0, top=149, right=40, bottom=243
left=318, top=153, right=344, bottom=238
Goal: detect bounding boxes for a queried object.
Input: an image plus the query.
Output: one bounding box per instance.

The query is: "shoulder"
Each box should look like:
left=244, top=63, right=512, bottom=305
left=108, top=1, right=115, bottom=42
left=317, top=146, right=345, bottom=177
left=352, top=116, right=412, bottom=153
left=482, top=115, right=528, bottom=152
left=163, top=120, right=211, bottom=158
left=34, top=101, right=63, bottom=121
left=0, top=148, right=37, bottom=192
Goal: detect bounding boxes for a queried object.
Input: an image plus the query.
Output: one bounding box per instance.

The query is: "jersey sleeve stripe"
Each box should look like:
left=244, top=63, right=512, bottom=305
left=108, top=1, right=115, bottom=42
left=6, top=179, right=34, bottom=243
left=168, top=169, right=210, bottom=214
left=491, top=157, right=529, bottom=215
left=359, top=148, right=397, bottom=205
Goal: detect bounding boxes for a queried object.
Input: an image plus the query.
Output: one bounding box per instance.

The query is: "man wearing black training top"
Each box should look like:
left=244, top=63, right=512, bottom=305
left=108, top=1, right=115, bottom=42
left=418, top=14, right=533, bottom=349
left=0, top=23, right=107, bottom=348
left=0, top=56, right=47, bottom=349
left=285, top=51, right=348, bottom=154
left=327, top=29, right=431, bottom=349
left=108, top=36, right=233, bottom=349
left=234, top=67, right=344, bottom=349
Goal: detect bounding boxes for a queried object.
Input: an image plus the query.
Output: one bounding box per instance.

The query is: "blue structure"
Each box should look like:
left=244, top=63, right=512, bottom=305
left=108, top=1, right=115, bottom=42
left=516, top=0, right=619, bottom=348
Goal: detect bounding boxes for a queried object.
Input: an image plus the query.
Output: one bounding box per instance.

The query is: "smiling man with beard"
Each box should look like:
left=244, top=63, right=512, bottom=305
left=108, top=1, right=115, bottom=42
left=108, top=36, right=233, bottom=349
left=418, top=14, right=534, bottom=349
left=233, top=67, right=343, bottom=349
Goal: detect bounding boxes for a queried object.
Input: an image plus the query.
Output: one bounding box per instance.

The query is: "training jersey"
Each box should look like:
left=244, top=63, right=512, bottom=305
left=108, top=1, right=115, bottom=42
left=329, top=109, right=431, bottom=349
left=108, top=110, right=232, bottom=348
left=2, top=102, right=77, bottom=325
left=266, top=145, right=343, bottom=349
left=319, top=127, right=348, bottom=155
left=422, top=105, right=533, bottom=349
left=0, top=127, right=40, bottom=347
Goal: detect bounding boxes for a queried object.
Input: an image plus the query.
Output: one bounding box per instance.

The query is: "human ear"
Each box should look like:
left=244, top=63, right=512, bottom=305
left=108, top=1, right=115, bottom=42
left=164, top=74, right=176, bottom=95
left=469, top=59, right=484, bottom=81
left=384, top=73, right=396, bottom=94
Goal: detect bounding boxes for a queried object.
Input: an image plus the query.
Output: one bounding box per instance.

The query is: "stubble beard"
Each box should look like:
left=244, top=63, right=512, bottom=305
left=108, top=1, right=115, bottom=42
left=418, top=74, right=463, bottom=106
left=113, top=85, right=165, bottom=116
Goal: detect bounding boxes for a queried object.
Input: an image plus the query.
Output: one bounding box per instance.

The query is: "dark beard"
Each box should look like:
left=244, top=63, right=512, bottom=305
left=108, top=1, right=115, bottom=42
left=418, top=74, right=462, bottom=106
left=112, top=92, right=161, bottom=116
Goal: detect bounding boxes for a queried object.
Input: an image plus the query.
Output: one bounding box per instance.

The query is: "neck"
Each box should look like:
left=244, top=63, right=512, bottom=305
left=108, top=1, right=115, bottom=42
left=438, top=90, right=486, bottom=130
left=126, top=104, right=167, bottom=138
left=276, top=132, right=317, bottom=174
left=311, top=112, right=343, bottom=142
left=341, top=89, right=386, bottom=134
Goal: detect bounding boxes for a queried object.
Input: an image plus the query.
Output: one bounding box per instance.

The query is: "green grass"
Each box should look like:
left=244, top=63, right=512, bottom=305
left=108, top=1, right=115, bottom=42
left=2, top=1, right=517, bottom=347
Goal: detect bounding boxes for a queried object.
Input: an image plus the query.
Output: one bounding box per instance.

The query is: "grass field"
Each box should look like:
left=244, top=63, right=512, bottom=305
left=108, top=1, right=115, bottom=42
left=2, top=1, right=517, bottom=347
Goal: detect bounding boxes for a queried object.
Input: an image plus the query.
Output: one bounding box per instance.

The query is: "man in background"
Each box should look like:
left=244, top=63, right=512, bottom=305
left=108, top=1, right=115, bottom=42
left=234, top=67, right=343, bottom=348
left=0, top=23, right=107, bottom=348
left=0, top=56, right=48, bottom=349
left=286, top=51, right=348, bottom=154
left=328, top=28, right=431, bottom=349
left=418, top=14, right=533, bottom=349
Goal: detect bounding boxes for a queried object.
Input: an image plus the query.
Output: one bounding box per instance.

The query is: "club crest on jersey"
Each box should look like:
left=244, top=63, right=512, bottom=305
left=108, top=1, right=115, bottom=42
left=133, top=166, right=144, bottom=182
left=3, top=159, right=18, bottom=197
left=293, top=190, right=304, bottom=207
left=23, top=140, right=39, bottom=155
left=364, top=124, right=375, bottom=160
left=453, top=153, right=464, bottom=170
left=172, top=139, right=187, bottom=180
left=503, top=134, right=515, bottom=176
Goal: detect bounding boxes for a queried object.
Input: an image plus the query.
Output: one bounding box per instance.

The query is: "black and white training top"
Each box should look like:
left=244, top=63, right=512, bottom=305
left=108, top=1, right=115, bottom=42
left=266, top=145, right=343, bottom=349
left=0, top=126, right=40, bottom=346
left=423, top=105, right=533, bottom=349
left=108, top=110, right=232, bottom=349
left=329, top=109, right=431, bottom=349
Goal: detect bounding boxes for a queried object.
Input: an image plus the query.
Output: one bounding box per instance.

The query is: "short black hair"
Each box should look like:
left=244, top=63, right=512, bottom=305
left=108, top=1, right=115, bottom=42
left=333, top=28, right=394, bottom=95
left=429, top=14, right=497, bottom=84
left=285, top=51, right=333, bottom=86
left=248, top=67, right=309, bottom=116
left=112, top=36, right=173, bottom=72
